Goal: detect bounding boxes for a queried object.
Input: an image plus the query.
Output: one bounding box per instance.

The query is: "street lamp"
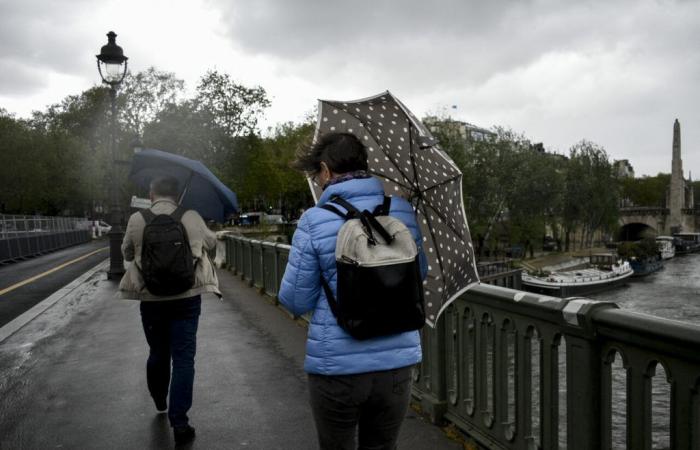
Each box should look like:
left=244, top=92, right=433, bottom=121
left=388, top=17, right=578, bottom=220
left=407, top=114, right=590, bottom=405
left=96, top=31, right=128, bottom=280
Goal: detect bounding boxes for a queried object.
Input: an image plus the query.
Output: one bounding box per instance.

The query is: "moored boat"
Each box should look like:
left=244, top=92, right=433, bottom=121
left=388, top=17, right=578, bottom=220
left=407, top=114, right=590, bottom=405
left=672, top=232, right=700, bottom=255
left=629, top=255, right=664, bottom=277
left=521, top=258, right=633, bottom=297
left=655, top=236, right=676, bottom=260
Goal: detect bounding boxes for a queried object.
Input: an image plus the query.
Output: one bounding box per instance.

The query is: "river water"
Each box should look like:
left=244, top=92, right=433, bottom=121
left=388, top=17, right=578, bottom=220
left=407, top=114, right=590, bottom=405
left=581, top=253, right=700, bottom=449
left=590, top=252, right=700, bottom=323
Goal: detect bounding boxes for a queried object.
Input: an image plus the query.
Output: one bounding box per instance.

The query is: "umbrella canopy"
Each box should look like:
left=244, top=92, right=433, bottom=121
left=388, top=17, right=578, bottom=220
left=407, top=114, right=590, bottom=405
left=313, top=91, right=479, bottom=327
left=129, top=148, right=239, bottom=223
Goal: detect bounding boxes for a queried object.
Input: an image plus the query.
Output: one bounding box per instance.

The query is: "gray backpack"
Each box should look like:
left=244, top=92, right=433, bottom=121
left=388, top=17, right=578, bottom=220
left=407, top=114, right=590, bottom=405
left=320, top=195, right=425, bottom=340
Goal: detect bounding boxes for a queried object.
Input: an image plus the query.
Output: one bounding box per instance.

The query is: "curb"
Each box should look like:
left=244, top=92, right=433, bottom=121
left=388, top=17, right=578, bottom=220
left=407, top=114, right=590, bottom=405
left=0, top=258, right=109, bottom=344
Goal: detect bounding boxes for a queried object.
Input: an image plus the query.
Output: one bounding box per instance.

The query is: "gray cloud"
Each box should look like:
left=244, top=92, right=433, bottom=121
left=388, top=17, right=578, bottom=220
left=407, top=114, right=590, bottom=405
left=214, top=0, right=675, bottom=86
left=214, top=0, right=700, bottom=175
left=0, top=0, right=96, bottom=94
left=0, top=59, right=45, bottom=96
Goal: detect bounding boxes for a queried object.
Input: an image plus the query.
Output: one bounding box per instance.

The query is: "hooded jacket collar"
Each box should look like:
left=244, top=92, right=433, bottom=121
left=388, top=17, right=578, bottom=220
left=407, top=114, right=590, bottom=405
left=317, top=177, right=384, bottom=206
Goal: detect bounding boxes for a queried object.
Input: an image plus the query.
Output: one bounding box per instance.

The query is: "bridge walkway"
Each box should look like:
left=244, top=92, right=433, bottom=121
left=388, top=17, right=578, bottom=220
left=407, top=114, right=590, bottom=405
left=0, top=261, right=463, bottom=449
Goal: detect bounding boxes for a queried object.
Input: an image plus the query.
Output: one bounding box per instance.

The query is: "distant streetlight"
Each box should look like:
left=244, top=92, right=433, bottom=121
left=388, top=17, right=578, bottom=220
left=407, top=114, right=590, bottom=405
left=96, top=31, right=128, bottom=280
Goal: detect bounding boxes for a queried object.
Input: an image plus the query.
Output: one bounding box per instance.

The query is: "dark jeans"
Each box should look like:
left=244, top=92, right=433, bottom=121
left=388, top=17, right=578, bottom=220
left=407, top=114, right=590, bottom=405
left=308, top=365, right=413, bottom=450
left=140, top=295, right=201, bottom=428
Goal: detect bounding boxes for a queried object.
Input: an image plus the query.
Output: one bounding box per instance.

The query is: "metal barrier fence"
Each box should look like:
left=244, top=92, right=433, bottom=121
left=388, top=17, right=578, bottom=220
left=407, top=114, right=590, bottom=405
left=0, top=214, right=87, bottom=238
left=477, top=260, right=522, bottom=290
left=222, top=234, right=700, bottom=450
left=0, top=215, right=91, bottom=263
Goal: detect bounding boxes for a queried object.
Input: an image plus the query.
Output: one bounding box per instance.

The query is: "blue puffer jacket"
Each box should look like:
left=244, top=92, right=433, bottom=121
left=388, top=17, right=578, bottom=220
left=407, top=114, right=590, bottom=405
left=279, top=177, right=428, bottom=375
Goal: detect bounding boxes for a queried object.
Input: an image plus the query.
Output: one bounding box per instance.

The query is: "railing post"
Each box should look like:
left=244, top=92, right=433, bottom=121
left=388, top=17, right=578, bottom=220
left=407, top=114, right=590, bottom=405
left=564, top=299, right=618, bottom=450
left=417, top=318, right=448, bottom=424
left=626, top=354, right=653, bottom=450
left=272, top=243, right=281, bottom=304
left=540, top=328, right=560, bottom=450
left=670, top=370, right=694, bottom=450
left=246, top=239, right=254, bottom=285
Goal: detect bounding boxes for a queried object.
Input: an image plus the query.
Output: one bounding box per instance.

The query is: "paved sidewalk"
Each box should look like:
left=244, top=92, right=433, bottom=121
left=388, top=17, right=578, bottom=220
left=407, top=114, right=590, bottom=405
left=0, top=264, right=463, bottom=449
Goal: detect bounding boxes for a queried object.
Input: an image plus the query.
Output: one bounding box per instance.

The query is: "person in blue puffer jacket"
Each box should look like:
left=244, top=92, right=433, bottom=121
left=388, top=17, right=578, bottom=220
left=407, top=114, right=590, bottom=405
left=279, top=132, right=428, bottom=450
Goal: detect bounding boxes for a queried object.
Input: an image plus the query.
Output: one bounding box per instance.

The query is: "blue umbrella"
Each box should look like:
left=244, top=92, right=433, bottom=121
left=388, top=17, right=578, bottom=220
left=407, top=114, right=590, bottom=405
left=129, top=148, right=239, bottom=223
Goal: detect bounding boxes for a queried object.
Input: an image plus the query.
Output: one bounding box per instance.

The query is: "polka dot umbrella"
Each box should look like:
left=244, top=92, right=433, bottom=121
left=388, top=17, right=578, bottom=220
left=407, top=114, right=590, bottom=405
left=311, top=91, right=480, bottom=327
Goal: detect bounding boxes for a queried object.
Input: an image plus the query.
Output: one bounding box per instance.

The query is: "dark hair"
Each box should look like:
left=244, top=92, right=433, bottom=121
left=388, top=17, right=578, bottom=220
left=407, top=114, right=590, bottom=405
left=150, top=176, right=180, bottom=199
left=292, top=132, right=368, bottom=176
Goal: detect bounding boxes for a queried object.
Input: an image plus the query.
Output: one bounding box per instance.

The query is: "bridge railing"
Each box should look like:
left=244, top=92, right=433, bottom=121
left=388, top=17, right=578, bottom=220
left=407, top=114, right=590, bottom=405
left=221, top=234, right=700, bottom=450
left=619, top=207, right=669, bottom=216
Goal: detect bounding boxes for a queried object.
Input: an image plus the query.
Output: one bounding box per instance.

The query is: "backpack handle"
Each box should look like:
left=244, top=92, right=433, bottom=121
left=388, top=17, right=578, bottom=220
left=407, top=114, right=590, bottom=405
left=323, top=195, right=394, bottom=245
left=361, top=210, right=393, bottom=244
left=373, top=196, right=392, bottom=216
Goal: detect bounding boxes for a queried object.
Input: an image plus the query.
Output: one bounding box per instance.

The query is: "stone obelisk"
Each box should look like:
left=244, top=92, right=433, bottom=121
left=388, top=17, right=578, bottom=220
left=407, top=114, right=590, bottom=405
left=668, top=119, right=684, bottom=233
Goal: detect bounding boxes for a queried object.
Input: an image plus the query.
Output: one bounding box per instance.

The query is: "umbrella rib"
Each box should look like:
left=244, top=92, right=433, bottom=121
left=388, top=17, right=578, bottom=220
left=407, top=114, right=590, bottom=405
left=420, top=200, right=466, bottom=241
left=373, top=143, right=419, bottom=193
left=419, top=174, right=462, bottom=193
left=367, top=101, right=420, bottom=193
left=418, top=200, right=448, bottom=303
left=369, top=171, right=414, bottom=191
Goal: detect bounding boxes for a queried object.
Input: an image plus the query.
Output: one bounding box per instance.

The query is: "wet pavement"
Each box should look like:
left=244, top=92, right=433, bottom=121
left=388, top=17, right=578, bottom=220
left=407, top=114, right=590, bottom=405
left=0, top=239, right=109, bottom=327
left=0, top=263, right=463, bottom=449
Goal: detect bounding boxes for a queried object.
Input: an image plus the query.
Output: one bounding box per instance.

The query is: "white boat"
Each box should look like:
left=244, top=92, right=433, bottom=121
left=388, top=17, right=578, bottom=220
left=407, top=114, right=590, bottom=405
left=655, top=236, right=676, bottom=260
left=521, top=259, right=633, bottom=297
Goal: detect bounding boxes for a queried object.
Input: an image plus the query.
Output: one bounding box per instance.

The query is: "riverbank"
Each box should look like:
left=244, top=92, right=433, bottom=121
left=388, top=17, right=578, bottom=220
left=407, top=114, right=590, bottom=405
left=516, top=247, right=611, bottom=272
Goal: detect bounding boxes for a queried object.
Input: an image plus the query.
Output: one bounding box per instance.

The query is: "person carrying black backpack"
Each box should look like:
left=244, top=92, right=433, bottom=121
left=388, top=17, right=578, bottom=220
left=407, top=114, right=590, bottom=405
left=279, top=133, right=428, bottom=449
left=119, top=176, right=220, bottom=445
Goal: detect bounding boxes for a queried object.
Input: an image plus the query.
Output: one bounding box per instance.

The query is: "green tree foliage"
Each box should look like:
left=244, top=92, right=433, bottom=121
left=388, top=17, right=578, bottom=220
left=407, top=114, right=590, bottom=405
left=195, top=70, right=271, bottom=137
left=2, top=64, right=633, bottom=250
left=431, top=121, right=567, bottom=256
left=620, top=174, right=670, bottom=207
left=0, top=67, right=273, bottom=219
left=617, top=237, right=659, bottom=259
left=228, top=122, right=315, bottom=216
left=143, top=70, right=274, bottom=206
left=143, top=100, right=229, bottom=170
left=563, top=140, right=619, bottom=250
left=506, top=142, right=566, bottom=257
left=119, top=67, right=185, bottom=139
left=430, top=117, right=622, bottom=255
left=0, top=108, right=94, bottom=215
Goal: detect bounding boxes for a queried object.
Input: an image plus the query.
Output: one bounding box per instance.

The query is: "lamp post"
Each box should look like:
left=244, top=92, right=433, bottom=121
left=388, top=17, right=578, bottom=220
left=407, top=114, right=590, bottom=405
left=96, top=31, right=128, bottom=280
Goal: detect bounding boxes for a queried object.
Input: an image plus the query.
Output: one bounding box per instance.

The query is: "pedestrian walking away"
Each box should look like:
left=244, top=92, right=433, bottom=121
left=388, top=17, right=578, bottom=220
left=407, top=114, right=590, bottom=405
left=279, top=132, right=428, bottom=450
left=119, top=175, right=221, bottom=445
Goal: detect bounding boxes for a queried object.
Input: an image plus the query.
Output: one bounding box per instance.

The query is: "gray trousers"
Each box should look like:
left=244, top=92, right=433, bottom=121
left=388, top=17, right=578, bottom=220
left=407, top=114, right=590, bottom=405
left=307, top=365, right=413, bottom=450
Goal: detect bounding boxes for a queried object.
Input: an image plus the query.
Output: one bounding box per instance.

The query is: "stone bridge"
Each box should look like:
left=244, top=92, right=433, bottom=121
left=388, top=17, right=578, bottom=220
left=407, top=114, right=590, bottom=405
left=618, top=207, right=698, bottom=240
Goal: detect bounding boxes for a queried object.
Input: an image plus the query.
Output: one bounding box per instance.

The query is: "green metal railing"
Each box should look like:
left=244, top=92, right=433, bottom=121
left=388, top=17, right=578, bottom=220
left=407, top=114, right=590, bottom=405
left=222, top=234, right=700, bottom=450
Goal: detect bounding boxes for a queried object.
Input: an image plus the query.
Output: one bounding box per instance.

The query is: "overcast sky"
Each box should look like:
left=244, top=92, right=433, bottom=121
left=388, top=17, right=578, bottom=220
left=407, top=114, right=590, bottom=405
left=1, top=0, right=698, bottom=177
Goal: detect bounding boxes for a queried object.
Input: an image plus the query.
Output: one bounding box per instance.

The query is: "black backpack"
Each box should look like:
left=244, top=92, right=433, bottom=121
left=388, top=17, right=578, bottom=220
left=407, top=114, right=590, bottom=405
left=139, top=207, right=196, bottom=296
left=320, top=196, right=425, bottom=340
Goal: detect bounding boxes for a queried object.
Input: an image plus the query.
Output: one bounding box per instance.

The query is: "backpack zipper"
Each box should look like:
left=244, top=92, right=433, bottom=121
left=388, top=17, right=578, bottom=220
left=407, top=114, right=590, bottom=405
left=340, top=255, right=359, bottom=266
left=338, top=254, right=416, bottom=267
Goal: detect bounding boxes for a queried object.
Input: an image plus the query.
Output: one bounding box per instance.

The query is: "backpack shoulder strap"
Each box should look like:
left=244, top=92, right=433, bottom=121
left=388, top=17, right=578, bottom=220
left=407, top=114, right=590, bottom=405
left=320, top=204, right=347, bottom=219
left=170, top=206, right=188, bottom=223
left=320, top=195, right=362, bottom=220
left=329, top=196, right=361, bottom=216
left=140, top=209, right=156, bottom=224
left=320, top=275, right=341, bottom=318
